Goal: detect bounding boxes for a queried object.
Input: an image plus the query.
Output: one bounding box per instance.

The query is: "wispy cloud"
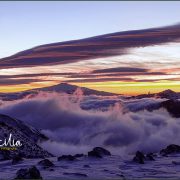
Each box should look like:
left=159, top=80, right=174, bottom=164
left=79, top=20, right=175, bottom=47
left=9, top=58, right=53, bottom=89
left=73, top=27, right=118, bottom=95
left=0, top=24, right=180, bottom=93
left=0, top=24, right=180, bottom=69
left=0, top=72, right=75, bottom=78
left=92, top=67, right=147, bottom=73
left=0, top=78, right=47, bottom=85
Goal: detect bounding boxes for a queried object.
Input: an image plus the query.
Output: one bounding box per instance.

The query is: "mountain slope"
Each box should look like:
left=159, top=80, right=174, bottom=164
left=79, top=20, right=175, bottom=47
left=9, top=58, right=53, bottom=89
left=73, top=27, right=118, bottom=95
left=0, top=114, right=52, bottom=160
left=133, top=89, right=180, bottom=100
left=156, top=89, right=180, bottom=99
left=34, top=83, right=116, bottom=96
left=0, top=83, right=117, bottom=101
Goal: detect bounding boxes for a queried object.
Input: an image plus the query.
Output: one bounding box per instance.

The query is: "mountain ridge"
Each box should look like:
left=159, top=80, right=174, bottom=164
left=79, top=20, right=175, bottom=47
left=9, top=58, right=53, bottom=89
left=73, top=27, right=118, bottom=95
left=0, top=114, right=52, bottom=160
left=0, top=83, right=118, bottom=101
left=133, top=89, right=180, bottom=100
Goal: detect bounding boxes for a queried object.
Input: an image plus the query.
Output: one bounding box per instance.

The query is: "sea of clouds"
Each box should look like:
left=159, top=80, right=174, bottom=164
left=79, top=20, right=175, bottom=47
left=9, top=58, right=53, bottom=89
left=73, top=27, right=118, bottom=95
left=0, top=91, right=179, bottom=156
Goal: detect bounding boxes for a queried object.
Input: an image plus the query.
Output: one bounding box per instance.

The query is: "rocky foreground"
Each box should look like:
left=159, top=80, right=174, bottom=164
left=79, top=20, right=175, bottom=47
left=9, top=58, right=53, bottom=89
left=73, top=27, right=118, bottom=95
left=0, top=113, right=180, bottom=179
left=0, top=146, right=180, bottom=179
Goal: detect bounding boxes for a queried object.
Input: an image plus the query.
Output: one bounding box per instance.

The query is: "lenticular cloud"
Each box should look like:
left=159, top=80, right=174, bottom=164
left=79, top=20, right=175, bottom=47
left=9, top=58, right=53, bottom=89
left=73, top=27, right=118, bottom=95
left=0, top=91, right=179, bottom=156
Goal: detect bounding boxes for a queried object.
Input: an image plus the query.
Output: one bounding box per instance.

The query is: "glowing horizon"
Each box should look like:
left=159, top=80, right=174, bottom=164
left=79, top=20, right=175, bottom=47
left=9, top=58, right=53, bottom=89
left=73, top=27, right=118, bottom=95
left=0, top=41, right=179, bottom=95
left=0, top=80, right=179, bottom=96
left=0, top=5, right=180, bottom=95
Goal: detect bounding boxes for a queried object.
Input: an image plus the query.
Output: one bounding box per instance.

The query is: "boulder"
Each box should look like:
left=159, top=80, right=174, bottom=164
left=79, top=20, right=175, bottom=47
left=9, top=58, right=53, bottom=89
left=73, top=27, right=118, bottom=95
left=0, top=151, right=11, bottom=161
left=58, top=155, right=76, bottom=161
left=38, top=159, right=54, bottom=168
left=172, top=161, right=180, bottom=165
left=146, top=153, right=155, bottom=161
left=160, top=144, right=180, bottom=156
left=63, top=172, right=88, bottom=177
left=161, top=100, right=180, bottom=118
left=88, top=147, right=111, bottom=158
left=12, top=155, right=23, bottom=164
left=74, top=154, right=84, bottom=158
left=133, top=151, right=145, bottom=164
left=116, top=174, right=126, bottom=179
left=83, top=165, right=90, bottom=168
left=14, top=166, right=42, bottom=179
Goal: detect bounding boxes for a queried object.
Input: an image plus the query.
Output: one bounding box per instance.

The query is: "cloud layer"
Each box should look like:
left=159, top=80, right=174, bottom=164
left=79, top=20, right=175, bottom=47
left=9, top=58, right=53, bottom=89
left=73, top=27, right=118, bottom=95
left=0, top=24, right=180, bottom=92
left=1, top=24, right=180, bottom=69
left=0, top=92, right=179, bottom=156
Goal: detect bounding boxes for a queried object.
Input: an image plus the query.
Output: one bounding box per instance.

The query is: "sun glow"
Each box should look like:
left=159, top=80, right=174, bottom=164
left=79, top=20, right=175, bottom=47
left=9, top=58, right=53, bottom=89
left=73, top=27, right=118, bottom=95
left=0, top=42, right=179, bottom=95
left=73, top=81, right=180, bottom=95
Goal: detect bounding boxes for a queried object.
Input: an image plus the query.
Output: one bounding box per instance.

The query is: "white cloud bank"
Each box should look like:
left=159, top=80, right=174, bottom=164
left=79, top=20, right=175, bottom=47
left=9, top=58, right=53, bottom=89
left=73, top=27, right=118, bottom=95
left=0, top=92, right=179, bottom=156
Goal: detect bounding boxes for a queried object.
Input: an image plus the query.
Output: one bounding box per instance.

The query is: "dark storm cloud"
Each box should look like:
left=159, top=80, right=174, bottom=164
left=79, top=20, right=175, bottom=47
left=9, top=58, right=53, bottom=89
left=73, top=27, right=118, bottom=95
left=0, top=24, right=180, bottom=69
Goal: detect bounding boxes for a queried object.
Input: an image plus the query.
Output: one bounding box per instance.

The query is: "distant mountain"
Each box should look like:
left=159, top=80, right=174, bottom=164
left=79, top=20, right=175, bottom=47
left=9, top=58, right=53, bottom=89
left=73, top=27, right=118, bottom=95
left=160, top=99, right=180, bottom=118
left=156, top=89, right=180, bottom=99
left=0, top=114, right=52, bottom=160
left=126, top=89, right=180, bottom=117
left=0, top=83, right=117, bottom=101
left=34, top=83, right=116, bottom=96
left=133, top=89, right=180, bottom=100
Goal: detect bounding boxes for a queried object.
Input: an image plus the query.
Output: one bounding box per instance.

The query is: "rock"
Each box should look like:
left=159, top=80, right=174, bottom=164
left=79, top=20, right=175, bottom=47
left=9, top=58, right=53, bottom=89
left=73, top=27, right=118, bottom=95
left=83, top=165, right=90, bottom=168
left=133, top=151, right=145, bottom=164
left=146, top=153, right=155, bottom=161
left=0, top=151, right=11, bottom=161
left=94, top=147, right=111, bottom=156
left=103, top=169, right=109, bottom=172
left=74, top=154, right=84, bottom=158
left=88, top=147, right=111, bottom=158
left=161, top=100, right=180, bottom=118
left=172, top=161, right=180, bottom=165
left=0, top=114, right=52, bottom=160
left=59, top=165, right=69, bottom=169
left=58, top=155, right=76, bottom=161
left=14, top=166, right=42, bottom=179
left=12, top=155, right=23, bottom=164
left=38, top=159, right=54, bottom=168
left=116, top=174, right=126, bottom=179
left=88, top=150, right=102, bottom=158
left=160, top=144, right=180, bottom=156
left=63, top=172, right=88, bottom=177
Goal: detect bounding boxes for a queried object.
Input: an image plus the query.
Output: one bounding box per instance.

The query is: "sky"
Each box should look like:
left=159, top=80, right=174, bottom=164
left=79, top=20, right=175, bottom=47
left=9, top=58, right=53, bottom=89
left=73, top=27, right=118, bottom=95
left=0, top=1, right=180, bottom=95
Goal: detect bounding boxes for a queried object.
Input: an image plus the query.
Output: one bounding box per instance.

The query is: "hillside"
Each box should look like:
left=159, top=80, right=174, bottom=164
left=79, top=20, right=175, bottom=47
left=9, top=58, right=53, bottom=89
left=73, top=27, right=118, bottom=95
left=0, top=114, right=52, bottom=160
left=0, top=83, right=117, bottom=101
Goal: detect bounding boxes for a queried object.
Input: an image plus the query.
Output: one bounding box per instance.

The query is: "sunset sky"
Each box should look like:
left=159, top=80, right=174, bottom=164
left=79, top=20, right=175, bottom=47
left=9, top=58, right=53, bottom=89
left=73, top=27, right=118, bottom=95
left=0, top=1, right=180, bottom=95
